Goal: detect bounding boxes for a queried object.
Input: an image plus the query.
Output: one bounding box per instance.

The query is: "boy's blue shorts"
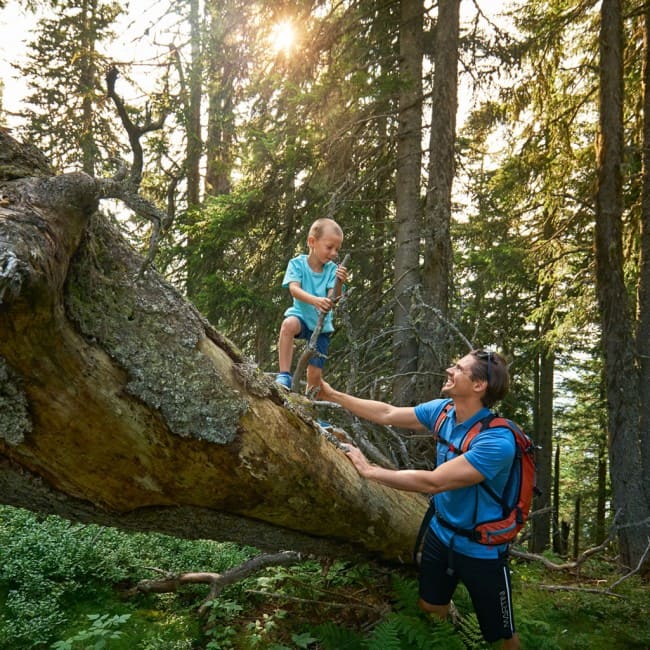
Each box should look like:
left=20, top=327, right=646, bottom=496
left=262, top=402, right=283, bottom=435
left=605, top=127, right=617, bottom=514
left=295, top=318, right=331, bottom=369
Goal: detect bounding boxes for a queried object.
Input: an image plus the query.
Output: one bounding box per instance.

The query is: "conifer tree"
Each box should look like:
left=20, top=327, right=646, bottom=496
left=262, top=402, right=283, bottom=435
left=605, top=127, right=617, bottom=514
left=16, top=0, right=123, bottom=174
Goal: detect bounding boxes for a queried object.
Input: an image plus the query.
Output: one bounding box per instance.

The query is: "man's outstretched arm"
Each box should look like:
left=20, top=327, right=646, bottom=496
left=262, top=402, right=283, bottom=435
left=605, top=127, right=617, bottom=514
left=319, top=380, right=424, bottom=430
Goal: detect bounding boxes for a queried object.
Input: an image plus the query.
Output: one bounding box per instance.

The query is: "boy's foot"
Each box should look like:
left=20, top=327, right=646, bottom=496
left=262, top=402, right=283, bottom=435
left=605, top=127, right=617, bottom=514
left=275, top=372, right=292, bottom=390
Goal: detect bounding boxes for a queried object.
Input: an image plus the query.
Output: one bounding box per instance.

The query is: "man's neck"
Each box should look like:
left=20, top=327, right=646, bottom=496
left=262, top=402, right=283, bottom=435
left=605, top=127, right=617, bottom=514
left=453, top=398, right=487, bottom=425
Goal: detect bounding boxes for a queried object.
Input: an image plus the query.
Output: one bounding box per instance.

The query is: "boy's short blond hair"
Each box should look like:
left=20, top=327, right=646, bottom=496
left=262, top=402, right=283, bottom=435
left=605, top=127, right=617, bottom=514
left=309, top=218, right=343, bottom=240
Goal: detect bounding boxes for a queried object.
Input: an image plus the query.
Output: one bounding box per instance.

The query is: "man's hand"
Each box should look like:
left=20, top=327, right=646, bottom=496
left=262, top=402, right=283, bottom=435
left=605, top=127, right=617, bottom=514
left=342, top=444, right=373, bottom=478
left=318, top=379, right=336, bottom=401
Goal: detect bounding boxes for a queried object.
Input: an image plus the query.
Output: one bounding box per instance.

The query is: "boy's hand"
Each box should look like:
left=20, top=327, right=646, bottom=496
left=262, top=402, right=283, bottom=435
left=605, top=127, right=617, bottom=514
left=313, top=296, right=334, bottom=312
left=335, top=264, right=348, bottom=283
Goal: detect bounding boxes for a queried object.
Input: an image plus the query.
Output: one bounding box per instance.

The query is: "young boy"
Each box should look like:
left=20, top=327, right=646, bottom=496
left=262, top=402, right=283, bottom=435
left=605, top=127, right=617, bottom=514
left=276, top=218, right=348, bottom=393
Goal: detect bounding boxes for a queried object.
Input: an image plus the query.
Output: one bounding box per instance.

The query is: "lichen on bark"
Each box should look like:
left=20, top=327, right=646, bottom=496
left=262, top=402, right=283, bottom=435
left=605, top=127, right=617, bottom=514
left=64, top=212, right=248, bottom=444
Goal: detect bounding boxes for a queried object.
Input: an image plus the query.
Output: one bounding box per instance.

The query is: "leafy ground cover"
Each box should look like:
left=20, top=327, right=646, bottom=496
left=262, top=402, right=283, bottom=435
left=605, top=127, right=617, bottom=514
left=0, top=506, right=648, bottom=649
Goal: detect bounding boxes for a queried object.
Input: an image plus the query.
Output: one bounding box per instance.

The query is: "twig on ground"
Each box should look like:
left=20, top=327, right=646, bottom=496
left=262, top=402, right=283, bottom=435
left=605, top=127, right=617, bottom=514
left=124, top=550, right=305, bottom=617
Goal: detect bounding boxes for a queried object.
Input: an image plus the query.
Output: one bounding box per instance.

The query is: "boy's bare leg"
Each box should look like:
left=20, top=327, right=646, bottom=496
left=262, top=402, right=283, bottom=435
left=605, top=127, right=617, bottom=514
left=277, top=317, right=301, bottom=372
left=306, top=365, right=323, bottom=396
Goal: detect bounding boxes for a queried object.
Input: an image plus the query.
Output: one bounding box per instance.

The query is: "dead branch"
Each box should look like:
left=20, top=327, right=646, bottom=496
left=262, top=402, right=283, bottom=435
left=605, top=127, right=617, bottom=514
left=105, top=66, right=167, bottom=186
left=609, top=537, right=650, bottom=589
left=535, top=584, right=623, bottom=598
left=245, top=589, right=385, bottom=613
left=124, top=550, right=304, bottom=616
left=510, top=530, right=615, bottom=571
left=104, top=66, right=171, bottom=274
left=533, top=539, right=649, bottom=599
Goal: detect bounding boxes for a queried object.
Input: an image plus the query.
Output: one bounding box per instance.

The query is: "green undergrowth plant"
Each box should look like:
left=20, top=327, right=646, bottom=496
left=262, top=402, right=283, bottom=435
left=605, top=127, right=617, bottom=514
left=310, top=575, right=467, bottom=649
left=1, top=505, right=649, bottom=649
left=0, top=506, right=250, bottom=648
left=51, top=613, right=131, bottom=650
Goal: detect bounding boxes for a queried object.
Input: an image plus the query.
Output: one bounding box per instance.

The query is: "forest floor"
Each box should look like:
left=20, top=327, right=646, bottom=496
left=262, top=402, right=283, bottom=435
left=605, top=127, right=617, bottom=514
left=0, top=506, right=648, bottom=649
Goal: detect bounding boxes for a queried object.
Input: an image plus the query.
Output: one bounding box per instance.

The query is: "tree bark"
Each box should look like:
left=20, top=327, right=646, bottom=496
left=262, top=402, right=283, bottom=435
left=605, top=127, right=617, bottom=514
left=638, top=1, right=650, bottom=509
left=530, top=295, right=553, bottom=553
left=392, top=0, right=423, bottom=406
left=0, top=129, right=427, bottom=563
left=595, top=0, right=650, bottom=570
left=420, top=0, right=460, bottom=398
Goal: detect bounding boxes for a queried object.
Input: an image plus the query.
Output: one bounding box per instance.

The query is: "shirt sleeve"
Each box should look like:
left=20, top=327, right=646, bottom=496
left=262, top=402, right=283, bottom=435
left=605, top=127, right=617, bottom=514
left=414, top=398, right=451, bottom=430
left=282, top=257, right=303, bottom=288
left=463, top=428, right=516, bottom=480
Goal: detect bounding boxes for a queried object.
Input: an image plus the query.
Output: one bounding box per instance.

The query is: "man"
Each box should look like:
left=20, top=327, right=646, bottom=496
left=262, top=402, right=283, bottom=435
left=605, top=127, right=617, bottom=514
left=318, top=349, right=521, bottom=650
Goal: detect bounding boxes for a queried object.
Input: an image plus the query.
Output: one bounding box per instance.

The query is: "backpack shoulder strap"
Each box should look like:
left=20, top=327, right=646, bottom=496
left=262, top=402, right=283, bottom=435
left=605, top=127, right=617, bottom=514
left=432, top=400, right=454, bottom=436
left=460, top=414, right=521, bottom=507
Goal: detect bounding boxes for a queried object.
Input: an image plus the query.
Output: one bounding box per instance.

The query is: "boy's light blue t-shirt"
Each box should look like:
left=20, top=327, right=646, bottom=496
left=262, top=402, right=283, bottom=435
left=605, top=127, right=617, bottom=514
left=282, top=254, right=338, bottom=332
left=414, top=398, right=516, bottom=559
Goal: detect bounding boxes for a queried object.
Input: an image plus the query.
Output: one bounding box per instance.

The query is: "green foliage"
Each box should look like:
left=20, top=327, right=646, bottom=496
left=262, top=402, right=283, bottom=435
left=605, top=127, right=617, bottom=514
left=0, top=506, right=246, bottom=648
left=51, top=613, right=131, bottom=650
left=1, top=505, right=650, bottom=649
left=16, top=0, right=125, bottom=173
left=309, top=622, right=365, bottom=650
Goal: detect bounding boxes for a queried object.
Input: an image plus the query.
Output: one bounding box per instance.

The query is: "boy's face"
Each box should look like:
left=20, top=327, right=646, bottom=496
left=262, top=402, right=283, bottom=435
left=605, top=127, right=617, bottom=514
left=309, top=228, right=343, bottom=264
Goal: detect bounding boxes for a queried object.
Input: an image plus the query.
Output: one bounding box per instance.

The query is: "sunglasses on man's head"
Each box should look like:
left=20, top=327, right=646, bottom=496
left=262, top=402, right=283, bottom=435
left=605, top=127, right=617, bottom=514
left=474, top=350, right=495, bottom=383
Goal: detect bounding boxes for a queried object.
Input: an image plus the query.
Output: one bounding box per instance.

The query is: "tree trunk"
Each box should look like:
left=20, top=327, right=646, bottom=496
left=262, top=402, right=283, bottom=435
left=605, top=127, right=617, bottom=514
left=392, top=0, right=423, bottom=406
left=595, top=0, right=650, bottom=570
left=530, top=291, right=553, bottom=553
left=638, top=1, right=650, bottom=508
left=552, top=442, right=563, bottom=555
left=596, top=397, right=608, bottom=545
left=186, top=0, right=203, bottom=208
left=420, top=0, right=460, bottom=397
left=0, top=129, right=426, bottom=563
left=204, top=0, right=235, bottom=197
left=573, top=495, right=581, bottom=559
left=79, top=0, right=98, bottom=176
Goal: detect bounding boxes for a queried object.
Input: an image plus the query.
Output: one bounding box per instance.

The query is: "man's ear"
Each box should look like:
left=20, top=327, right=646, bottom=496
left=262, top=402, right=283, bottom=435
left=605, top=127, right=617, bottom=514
left=472, top=378, right=488, bottom=395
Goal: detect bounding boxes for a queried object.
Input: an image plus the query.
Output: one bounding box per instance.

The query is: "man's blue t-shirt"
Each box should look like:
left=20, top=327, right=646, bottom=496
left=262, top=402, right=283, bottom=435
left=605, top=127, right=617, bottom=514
left=282, top=254, right=338, bottom=332
left=414, top=398, right=516, bottom=559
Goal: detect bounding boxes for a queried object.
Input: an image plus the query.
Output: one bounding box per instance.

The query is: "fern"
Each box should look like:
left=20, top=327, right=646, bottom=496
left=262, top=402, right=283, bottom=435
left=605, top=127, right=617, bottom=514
left=310, top=621, right=364, bottom=650
left=362, top=617, right=402, bottom=650
left=397, top=613, right=465, bottom=649
left=389, top=575, right=422, bottom=617
left=456, top=613, right=489, bottom=649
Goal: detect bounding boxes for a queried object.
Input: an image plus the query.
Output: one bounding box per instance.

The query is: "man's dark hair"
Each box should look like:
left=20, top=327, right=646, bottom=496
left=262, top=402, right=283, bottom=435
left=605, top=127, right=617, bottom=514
left=469, top=349, right=509, bottom=407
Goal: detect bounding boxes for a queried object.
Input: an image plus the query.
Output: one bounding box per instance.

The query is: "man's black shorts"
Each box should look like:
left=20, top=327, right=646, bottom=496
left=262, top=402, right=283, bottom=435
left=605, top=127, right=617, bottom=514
left=419, top=530, right=516, bottom=643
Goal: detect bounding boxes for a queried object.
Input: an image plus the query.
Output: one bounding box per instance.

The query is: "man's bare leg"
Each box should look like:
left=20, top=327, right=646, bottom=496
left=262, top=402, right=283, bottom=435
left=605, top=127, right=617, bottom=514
left=418, top=598, right=449, bottom=620
left=502, top=633, right=520, bottom=649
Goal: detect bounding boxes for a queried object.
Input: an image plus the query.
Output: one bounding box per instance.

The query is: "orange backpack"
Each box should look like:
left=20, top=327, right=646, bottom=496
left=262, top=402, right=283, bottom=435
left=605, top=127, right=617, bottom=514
left=414, top=402, right=538, bottom=561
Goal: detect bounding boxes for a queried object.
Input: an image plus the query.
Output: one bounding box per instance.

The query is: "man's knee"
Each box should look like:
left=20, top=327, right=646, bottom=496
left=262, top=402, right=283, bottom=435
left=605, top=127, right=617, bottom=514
left=418, top=598, right=449, bottom=620
left=502, top=633, right=520, bottom=650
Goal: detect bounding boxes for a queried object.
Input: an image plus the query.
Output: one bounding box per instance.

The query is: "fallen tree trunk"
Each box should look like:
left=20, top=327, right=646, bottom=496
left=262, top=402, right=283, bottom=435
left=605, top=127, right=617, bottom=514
left=0, top=129, right=426, bottom=562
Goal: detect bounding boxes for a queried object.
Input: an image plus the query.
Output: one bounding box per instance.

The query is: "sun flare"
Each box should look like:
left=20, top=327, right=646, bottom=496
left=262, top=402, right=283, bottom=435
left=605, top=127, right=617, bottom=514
left=269, top=20, right=297, bottom=56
